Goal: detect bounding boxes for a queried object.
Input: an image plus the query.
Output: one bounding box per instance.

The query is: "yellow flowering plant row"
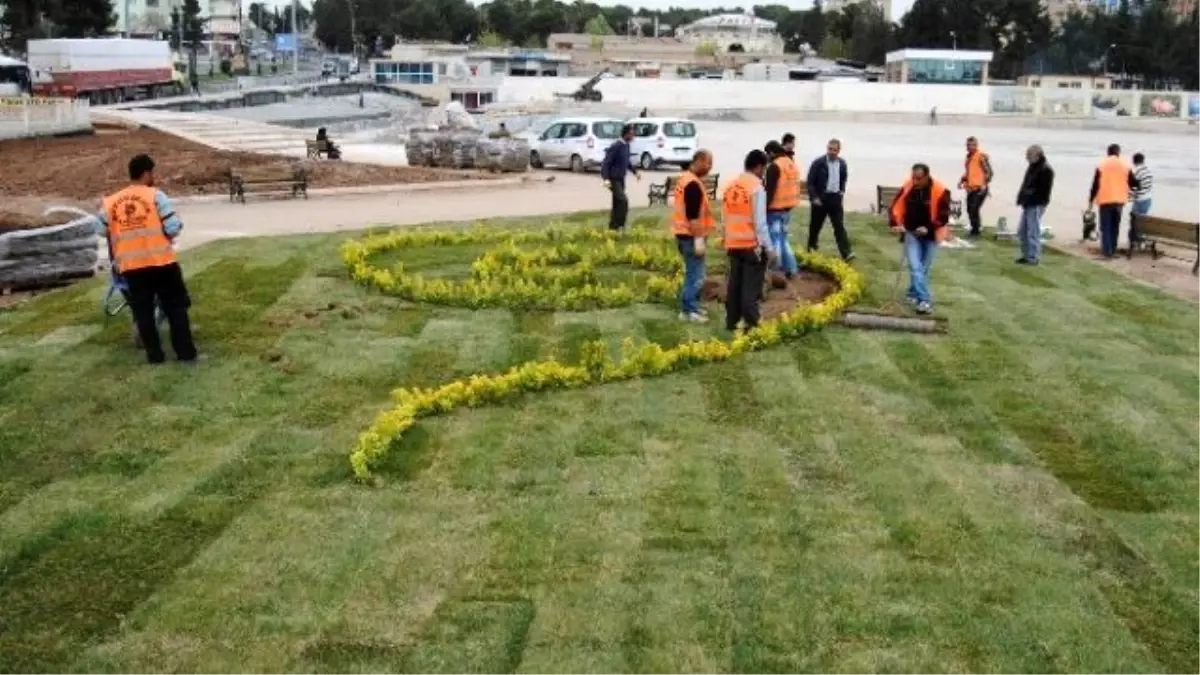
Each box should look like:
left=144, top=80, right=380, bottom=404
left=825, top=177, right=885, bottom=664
left=342, top=224, right=865, bottom=480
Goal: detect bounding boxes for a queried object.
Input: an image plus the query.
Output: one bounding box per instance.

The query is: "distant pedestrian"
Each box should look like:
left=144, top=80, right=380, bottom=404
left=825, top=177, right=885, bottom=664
left=958, top=136, right=993, bottom=237
left=1088, top=143, right=1140, bottom=258
left=601, top=123, right=640, bottom=232
left=1129, top=152, right=1153, bottom=247
left=890, top=163, right=951, bottom=315
left=930, top=106, right=938, bottom=126
left=1015, top=144, right=1055, bottom=265
left=806, top=138, right=853, bottom=262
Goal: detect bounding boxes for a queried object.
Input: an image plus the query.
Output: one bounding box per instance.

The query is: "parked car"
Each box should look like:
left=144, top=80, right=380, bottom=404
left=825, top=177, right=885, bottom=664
left=527, top=117, right=624, bottom=172
left=627, top=117, right=699, bottom=170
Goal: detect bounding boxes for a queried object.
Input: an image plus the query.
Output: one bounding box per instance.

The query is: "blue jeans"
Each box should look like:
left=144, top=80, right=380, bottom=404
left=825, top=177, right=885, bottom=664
left=904, top=235, right=938, bottom=305
left=767, top=210, right=798, bottom=276
left=1017, top=205, right=1045, bottom=262
left=676, top=237, right=706, bottom=315
left=1098, top=204, right=1123, bottom=257
left=1130, top=198, right=1152, bottom=245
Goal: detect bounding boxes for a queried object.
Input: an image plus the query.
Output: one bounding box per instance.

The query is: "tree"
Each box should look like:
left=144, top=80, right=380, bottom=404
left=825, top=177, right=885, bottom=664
left=476, top=30, right=507, bottom=47
left=312, top=0, right=352, bottom=51
left=52, top=0, right=114, bottom=37
left=583, top=13, right=613, bottom=35
left=798, top=0, right=826, bottom=52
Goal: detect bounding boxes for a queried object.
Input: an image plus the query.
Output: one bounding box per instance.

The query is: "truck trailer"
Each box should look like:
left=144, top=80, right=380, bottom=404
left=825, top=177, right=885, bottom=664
left=28, top=38, right=185, bottom=104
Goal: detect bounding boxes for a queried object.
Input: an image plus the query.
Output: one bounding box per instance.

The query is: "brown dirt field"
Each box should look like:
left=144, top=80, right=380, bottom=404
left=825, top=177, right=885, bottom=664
left=0, top=128, right=500, bottom=203
left=702, top=269, right=838, bottom=320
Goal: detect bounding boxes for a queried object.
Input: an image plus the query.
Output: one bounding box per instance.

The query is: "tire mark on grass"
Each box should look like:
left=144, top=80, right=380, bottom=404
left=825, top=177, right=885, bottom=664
left=935, top=338, right=1160, bottom=513
left=0, top=428, right=292, bottom=672
left=1070, top=523, right=1200, bottom=674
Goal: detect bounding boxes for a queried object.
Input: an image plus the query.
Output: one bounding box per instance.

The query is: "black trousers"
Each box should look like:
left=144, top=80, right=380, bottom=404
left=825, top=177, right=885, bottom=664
left=608, top=178, right=629, bottom=231
left=808, top=193, right=852, bottom=259
left=726, top=249, right=767, bottom=331
left=123, top=262, right=197, bottom=364
left=965, top=189, right=988, bottom=235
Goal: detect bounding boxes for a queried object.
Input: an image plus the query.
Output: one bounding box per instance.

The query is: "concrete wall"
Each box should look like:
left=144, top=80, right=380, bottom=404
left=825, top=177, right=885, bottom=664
left=0, top=98, right=92, bottom=140
left=498, top=77, right=1199, bottom=120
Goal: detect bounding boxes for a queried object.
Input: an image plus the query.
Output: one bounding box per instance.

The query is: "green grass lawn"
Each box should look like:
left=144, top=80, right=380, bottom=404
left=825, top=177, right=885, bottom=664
left=0, top=209, right=1196, bottom=673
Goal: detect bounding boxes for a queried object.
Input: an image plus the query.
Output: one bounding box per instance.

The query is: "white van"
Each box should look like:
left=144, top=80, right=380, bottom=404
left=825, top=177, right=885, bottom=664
left=627, top=117, right=699, bottom=170
left=527, top=117, right=625, bottom=172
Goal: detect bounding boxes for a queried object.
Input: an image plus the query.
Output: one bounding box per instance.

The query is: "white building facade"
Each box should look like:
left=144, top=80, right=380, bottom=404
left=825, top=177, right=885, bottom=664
left=675, top=13, right=784, bottom=55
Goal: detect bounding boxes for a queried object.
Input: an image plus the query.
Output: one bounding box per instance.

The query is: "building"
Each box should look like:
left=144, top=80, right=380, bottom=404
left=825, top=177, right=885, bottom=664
left=884, top=48, right=993, bottom=85
left=675, top=13, right=785, bottom=54
left=114, top=0, right=239, bottom=38
left=1017, top=73, right=1113, bottom=88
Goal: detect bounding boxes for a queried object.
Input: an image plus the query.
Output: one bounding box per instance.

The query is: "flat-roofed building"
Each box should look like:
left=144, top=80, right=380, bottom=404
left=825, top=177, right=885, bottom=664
left=884, top=48, right=993, bottom=85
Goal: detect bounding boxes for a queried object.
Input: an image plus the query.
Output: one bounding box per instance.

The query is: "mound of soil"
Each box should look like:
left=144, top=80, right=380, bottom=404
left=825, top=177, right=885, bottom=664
left=0, top=128, right=500, bottom=201
left=701, top=269, right=838, bottom=320
left=0, top=210, right=82, bottom=233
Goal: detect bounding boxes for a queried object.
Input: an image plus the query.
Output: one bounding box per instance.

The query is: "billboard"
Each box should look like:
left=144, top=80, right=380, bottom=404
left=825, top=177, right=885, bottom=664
left=275, top=33, right=297, bottom=52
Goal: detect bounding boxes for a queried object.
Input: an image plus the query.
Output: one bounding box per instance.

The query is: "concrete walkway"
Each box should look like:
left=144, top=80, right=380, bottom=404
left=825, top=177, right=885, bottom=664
left=95, top=109, right=315, bottom=155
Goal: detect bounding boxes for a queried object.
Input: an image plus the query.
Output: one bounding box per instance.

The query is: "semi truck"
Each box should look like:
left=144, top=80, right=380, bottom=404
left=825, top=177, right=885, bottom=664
left=28, top=38, right=186, bottom=104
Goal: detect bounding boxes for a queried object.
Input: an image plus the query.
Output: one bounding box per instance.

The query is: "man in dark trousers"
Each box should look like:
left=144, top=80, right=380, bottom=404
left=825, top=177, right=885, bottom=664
left=1088, top=143, right=1140, bottom=259
left=601, top=123, right=640, bottom=231
left=806, top=138, right=853, bottom=261
left=98, top=154, right=197, bottom=364
left=958, top=136, right=993, bottom=237
left=722, top=149, right=778, bottom=332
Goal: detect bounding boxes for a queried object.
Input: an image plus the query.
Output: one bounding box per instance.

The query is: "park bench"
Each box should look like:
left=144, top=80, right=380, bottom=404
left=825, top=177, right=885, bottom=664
left=228, top=165, right=309, bottom=204
left=305, top=139, right=332, bottom=159
left=648, top=173, right=720, bottom=206
left=1130, top=214, right=1199, bottom=275
left=874, top=184, right=963, bottom=220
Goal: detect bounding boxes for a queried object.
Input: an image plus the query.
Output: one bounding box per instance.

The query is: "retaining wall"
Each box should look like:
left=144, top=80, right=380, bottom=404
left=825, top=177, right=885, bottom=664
left=0, top=98, right=93, bottom=140
left=498, top=77, right=1200, bottom=121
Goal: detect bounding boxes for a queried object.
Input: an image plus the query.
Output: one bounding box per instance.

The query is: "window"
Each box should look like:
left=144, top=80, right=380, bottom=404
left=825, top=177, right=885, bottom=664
left=1029, top=79, right=1041, bottom=87
left=1058, top=81, right=1070, bottom=87
left=631, top=122, right=658, bottom=137
left=374, top=61, right=435, bottom=85
left=662, top=121, right=696, bottom=137
left=592, top=121, right=622, bottom=138
left=540, top=123, right=561, bottom=140
left=905, top=58, right=983, bottom=85
left=1070, top=81, right=1082, bottom=88
left=564, top=123, right=587, bottom=138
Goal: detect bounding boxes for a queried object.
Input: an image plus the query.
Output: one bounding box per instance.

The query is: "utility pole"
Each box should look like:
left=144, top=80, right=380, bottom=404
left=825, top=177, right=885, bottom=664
left=348, top=0, right=357, bottom=62
left=124, top=0, right=131, bottom=36
left=291, top=0, right=298, bottom=76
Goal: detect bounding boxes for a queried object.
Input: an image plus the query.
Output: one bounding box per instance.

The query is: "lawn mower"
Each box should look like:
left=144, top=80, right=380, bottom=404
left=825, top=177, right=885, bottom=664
left=103, top=267, right=167, bottom=348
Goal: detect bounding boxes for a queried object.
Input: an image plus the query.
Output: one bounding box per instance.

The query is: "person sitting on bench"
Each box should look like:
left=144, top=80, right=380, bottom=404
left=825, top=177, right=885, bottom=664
left=316, top=127, right=341, bottom=160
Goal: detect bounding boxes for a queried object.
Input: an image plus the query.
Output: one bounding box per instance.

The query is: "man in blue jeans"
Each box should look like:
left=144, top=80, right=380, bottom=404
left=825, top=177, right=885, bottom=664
left=1129, top=152, right=1153, bottom=247
left=889, top=163, right=950, bottom=315
left=763, top=139, right=800, bottom=277
left=1015, top=144, right=1054, bottom=265
left=670, top=150, right=715, bottom=322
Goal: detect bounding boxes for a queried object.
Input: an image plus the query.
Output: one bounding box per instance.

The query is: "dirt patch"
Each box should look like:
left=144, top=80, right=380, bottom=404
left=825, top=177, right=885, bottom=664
left=0, top=128, right=501, bottom=201
left=702, top=269, right=838, bottom=320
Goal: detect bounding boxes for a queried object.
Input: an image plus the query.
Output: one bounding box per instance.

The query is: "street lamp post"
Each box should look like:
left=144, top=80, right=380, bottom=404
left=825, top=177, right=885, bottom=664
left=950, top=31, right=957, bottom=50
left=291, top=0, right=298, bottom=76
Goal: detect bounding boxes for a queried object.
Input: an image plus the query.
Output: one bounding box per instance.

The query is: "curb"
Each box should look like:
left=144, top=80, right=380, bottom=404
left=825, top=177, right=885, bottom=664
left=171, top=176, right=533, bottom=205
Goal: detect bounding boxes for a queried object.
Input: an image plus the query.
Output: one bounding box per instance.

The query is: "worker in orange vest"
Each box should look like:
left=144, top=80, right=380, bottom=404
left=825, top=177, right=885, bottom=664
left=890, top=163, right=951, bottom=315
left=763, top=138, right=799, bottom=277
left=671, top=149, right=715, bottom=323
left=958, top=136, right=993, bottom=237
left=1088, top=143, right=1141, bottom=258
left=98, top=154, right=197, bottom=364
left=722, top=149, right=778, bottom=331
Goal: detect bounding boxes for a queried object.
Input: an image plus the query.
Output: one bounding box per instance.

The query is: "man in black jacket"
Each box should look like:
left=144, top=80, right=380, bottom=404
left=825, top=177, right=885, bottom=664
left=601, top=124, right=640, bottom=231
left=1015, top=144, right=1054, bottom=265
left=806, top=138, right=853, bottom=261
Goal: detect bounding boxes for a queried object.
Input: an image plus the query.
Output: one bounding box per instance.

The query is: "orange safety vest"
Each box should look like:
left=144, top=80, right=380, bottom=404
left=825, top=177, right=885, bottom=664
left=721, top=173, right=761, bottom=251
left=1095, top=155, right=1131, bottom=206
left=103, top=185, right=176, bottom=273
left=768, top=155, right=800, bottom=210
left=671, top=171, right=715, bottom=237
left=964, top=150, right=989, bottom=189
left=891, top=178, right=950, bottom=242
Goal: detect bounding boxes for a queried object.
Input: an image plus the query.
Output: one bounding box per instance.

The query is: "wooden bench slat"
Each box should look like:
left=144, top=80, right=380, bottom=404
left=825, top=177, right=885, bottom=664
left=1131, top=214, right=1199, bottom=274
left=228, top=164, right=308, bottom=204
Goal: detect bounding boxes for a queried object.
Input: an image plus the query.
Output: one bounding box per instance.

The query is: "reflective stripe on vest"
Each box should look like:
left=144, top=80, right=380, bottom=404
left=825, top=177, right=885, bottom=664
left=671, top=171, right=715, bottom=237
left=965, top=151, right=988, bottom=188
left=722, top=174, right=761, bottom=250
left=1096, top=156, right=1131, bottom=206
left=104, top=185, right=176, bottom=273
left=768, top=156, right=799, bottom=210
left=891, top=178, right=950, bottom=242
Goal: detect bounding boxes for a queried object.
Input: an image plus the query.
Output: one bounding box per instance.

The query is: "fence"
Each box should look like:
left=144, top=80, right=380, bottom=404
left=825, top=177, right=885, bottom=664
left=0, top=98, right=92, bottom=140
